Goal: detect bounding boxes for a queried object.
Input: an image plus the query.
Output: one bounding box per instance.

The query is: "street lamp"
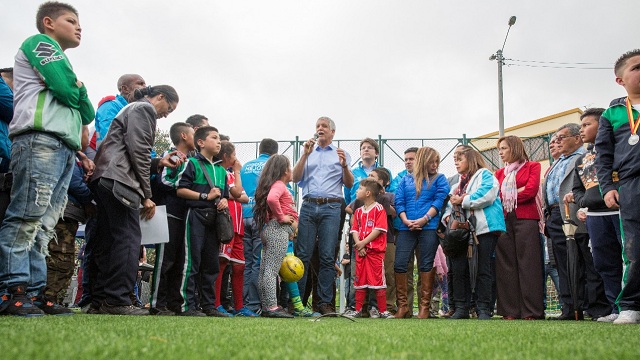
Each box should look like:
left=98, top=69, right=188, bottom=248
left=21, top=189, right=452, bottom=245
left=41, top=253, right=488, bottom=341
left=490, top=16, right=517, bottom=138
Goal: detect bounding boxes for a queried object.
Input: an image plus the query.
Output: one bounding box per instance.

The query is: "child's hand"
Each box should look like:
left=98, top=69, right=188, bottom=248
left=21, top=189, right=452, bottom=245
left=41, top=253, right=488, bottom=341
left=232, top=160, right=242, bottom=173
left=354, top=240, right=365, bottom=251
left=217, top=198, right=228, bottom=210
left=334, top=263, right=343, bottom=277
left=358, top=248, right=367, bottom=257
left=604, top=190, right=620, bottom=209
left=207, top=187, right=221, bottom=200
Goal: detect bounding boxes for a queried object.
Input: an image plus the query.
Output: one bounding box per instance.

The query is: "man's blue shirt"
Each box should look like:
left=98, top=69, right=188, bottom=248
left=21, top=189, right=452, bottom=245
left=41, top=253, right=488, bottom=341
left=298, top=143, right=351, bottom=199
left=546, top=147, right=585, bottom=205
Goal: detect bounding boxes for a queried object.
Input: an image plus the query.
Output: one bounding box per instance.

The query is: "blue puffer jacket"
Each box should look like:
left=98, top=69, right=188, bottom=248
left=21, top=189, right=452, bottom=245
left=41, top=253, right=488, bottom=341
left=395, top=173, right=450, bottom=230
left=445, top=168, right=506, bottom=236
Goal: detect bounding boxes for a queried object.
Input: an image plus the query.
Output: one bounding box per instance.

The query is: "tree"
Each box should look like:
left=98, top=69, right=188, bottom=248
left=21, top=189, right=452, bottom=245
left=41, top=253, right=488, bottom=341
left=154, top=128, right=172, bottom=155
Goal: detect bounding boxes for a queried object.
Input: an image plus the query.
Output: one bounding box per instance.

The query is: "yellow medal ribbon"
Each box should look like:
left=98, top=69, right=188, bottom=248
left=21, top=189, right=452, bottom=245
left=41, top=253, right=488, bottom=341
left=626, top=97, right=640, bottom=136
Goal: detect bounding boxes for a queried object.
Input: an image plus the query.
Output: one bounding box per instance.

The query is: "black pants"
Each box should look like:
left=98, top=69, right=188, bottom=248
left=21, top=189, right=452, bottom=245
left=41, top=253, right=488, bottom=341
left=150, top=216, right=186, bottom=311
left=450, top=232, right=498, bottom=311
left=618, top=178, right=640, bottom=311
left=184, top=208, right=220, bottom=311
left=92, top=180, right=141, bottom=306
left=546, top=207, right=609, bottom=317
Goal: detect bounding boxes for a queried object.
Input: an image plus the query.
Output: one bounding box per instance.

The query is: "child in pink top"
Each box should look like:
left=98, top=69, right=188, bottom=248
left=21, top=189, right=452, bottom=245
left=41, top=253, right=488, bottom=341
left=253, top=155, right=297, bottom=318
left=433, top=245, right=450, bottom=316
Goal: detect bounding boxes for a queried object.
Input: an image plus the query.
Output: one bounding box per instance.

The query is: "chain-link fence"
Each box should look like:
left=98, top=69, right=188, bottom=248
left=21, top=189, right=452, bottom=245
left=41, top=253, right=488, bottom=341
left=231, top=134, right=552, bottom=191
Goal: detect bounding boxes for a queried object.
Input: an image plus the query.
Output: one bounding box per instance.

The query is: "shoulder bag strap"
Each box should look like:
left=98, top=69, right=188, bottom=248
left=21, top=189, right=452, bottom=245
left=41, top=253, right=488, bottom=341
left=197, top=159, right=217, bottom=190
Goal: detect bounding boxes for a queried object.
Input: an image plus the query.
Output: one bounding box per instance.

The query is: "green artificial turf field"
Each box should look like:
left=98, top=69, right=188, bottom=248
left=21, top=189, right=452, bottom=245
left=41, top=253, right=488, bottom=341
left=3, top=314, right=640, bottom=359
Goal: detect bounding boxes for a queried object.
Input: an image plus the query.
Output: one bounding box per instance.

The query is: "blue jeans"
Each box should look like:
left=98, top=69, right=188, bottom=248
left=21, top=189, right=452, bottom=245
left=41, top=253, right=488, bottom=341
left=586, top=214, right=623, bottom=313
left=0, top=132, right=75, bottom=296
left=394, top=230, right=439, bottom=273
left=296, top=201, right=342, bottom=306
left=242, top=218, right=262, bottom=312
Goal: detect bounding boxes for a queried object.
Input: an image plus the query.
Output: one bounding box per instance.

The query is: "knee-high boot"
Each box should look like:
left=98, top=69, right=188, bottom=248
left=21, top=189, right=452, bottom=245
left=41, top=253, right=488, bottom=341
left=417, top=270, right=435, bottom=319
left=394, top=272, right=412, bottom=318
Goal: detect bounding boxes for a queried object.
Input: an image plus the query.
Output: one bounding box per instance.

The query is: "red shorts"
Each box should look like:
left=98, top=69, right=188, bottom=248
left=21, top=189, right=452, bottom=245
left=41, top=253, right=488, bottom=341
left=354, top=250, right=386, bottom=289
left=219, top=234, right=245, bottom=263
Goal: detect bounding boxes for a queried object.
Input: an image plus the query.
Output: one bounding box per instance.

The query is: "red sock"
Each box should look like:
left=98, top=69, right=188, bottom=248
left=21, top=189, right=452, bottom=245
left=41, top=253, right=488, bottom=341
left=376, top=289, right=387, bottom=312
left=215, top=259, right=229, bottom=307
left=231, top=262, right=245, bottom=310
left=355, top=289, right=366, bottom=312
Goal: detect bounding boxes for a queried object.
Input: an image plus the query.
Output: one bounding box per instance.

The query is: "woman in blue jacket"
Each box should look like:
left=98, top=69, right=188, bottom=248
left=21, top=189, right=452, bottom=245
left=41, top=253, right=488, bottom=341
left=445, top=145, right=506, bottom=320
left=394, top=147, right=450, bottom=318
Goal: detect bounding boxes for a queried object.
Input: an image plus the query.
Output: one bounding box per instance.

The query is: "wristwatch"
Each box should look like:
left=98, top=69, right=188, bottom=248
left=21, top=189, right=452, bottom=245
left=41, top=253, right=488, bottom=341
left=200, top=193, right=209, bottom=201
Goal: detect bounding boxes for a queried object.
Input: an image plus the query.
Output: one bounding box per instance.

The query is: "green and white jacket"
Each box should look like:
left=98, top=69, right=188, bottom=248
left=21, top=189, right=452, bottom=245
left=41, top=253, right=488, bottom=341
left=10, top=34, right=94, bottom=150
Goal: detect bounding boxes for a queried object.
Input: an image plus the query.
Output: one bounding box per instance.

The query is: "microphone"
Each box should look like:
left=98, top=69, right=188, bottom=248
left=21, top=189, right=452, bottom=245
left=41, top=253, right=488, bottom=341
left=313, top=133, right=319, bottom=140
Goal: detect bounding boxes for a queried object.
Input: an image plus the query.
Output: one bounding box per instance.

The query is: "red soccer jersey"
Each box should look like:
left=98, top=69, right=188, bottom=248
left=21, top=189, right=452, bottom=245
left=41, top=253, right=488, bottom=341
left=226, top=170, right=244, bottom=235
left=350, top=202, right=387, bottom=253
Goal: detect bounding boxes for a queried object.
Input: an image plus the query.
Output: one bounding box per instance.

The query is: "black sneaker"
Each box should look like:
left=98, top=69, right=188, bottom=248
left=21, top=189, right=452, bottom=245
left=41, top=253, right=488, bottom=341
left=262, top=307, right=294, bottom=318
left=0, top=285, right=44, bottom=317
left=177, top=308, right=206, bottom=317
left=149, top=306, right=176, bottom=316
left=203, top=307, right=232, bottom=317
left=83, top=302, right=101, bottom=314
left=99, top=303, right=149, bottom=316
left=32, top=297, right=74, bottom=316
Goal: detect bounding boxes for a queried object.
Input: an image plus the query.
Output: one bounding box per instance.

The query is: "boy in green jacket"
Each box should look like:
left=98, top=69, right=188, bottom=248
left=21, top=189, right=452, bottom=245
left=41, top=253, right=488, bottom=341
left=0, top=1, right=94, bottom=317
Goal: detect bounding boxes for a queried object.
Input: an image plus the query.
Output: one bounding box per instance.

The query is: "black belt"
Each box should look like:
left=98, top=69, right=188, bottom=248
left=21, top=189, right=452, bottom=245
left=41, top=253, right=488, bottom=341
left=548, top=204, right=560, bottom=210
left=304, top=197, right=342, bottom=204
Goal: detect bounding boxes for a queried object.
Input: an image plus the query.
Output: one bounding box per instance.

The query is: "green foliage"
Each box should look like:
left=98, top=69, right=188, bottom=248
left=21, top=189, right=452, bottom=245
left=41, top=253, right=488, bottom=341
left=3, top=315, right=640, bottom=359
left=154, top=128, right=172, bottom=155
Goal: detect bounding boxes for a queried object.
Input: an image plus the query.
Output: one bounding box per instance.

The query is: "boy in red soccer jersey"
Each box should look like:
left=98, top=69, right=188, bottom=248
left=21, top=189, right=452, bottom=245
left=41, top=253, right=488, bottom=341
left=345, top=178, right=391, bottom=319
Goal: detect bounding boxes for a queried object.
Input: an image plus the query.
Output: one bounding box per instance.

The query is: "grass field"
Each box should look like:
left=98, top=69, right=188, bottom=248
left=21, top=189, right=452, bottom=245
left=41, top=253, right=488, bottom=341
left=3, top=314, right=640, bottom=359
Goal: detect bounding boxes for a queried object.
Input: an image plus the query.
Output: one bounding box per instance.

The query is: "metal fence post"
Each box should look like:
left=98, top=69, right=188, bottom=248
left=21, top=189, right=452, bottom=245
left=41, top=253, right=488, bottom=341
left=378, top=134, right=384, bottom=167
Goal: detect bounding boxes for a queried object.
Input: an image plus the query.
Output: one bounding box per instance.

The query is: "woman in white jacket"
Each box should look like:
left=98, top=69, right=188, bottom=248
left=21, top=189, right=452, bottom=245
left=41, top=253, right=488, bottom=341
left=444, top=145, right=506, bottom=319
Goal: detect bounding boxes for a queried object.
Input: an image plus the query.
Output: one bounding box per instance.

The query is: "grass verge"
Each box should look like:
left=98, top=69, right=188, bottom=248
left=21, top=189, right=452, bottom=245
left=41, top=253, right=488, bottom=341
left=2, top=314, right=640, bottom=359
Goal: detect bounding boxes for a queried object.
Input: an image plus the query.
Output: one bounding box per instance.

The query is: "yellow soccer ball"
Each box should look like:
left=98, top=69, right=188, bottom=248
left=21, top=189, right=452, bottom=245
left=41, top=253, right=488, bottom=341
left=279, top=255, right=304, bottom=283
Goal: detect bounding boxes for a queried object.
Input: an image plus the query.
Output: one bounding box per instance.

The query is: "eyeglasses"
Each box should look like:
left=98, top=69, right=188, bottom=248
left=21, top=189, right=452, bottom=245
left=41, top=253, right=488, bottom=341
left=163, top=95, right=174, bottom=113
left=556, top=134, right=578, bottom=142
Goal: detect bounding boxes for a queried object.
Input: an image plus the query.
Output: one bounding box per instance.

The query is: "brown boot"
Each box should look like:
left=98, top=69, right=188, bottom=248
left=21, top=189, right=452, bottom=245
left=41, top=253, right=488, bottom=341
left=394, top=272, right=412, bottom=318
left=417, top=270, right=435, bottom=319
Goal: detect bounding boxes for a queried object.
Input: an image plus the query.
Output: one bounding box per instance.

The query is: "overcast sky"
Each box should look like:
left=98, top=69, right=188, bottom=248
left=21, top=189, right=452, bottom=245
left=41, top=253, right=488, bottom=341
left=2, top=0, right=637, bottom=143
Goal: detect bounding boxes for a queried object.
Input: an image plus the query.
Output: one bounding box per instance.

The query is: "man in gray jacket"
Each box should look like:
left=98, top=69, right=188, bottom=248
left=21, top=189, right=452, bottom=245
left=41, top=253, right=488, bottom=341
left=543, top=123, right=609, bottom=320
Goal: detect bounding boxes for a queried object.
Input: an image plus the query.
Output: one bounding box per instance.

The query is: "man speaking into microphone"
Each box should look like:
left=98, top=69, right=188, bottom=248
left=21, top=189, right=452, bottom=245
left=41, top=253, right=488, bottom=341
left=292, top=116, right=353, bottom=315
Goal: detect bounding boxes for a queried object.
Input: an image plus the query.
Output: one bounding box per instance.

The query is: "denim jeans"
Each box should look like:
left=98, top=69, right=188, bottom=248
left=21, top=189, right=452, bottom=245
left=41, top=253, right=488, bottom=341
left=586, top=214, right=623, bottom=313
left=242, top=217, right=262, bottom=312
left=394, top=230, right=439, bottom=273
left=0, top=132, right=75, bottom=296
left=296, top=201, right=342, bottom=306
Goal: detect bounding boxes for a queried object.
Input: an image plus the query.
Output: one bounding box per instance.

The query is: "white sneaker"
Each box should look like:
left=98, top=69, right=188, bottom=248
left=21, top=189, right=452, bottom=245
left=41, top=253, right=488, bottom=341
left=379, top=311, right=393, bottom=319
left=342, top=309, right=361, bottom=318
left=368, top=307, right=380, bottom=319
left=596, top=313, right=619, bottom=323
left=613, top=310, right=640, bottom=324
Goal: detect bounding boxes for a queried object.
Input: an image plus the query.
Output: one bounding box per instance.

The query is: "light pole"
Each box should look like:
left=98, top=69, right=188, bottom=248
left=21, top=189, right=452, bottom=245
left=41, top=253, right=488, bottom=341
left=490, top=16, right=516, bottom=138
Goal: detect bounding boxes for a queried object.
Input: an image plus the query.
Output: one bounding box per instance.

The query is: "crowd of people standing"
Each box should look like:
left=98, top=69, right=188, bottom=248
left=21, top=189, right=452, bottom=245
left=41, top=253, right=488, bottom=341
left=1, top=2, right=639, bottom=325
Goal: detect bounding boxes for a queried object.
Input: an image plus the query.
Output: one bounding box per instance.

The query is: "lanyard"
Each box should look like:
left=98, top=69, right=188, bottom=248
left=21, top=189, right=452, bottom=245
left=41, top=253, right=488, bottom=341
left=626, top=97, right=640, bottom=136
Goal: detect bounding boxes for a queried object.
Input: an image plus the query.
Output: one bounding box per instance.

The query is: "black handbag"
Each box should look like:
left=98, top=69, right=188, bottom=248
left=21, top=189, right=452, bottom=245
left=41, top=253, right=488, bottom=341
left=99, top=178, right=141, bottom=210
left=436, top=195, right=472, bottom=257
left=196, top=160, right=234, bottom=244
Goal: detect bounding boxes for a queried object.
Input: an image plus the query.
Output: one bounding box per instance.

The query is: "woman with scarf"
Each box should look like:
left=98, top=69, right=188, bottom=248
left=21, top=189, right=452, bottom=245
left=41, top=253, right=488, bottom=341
left=494, top=135, right=544, bottom=320
left=445, top=146, right=505, bottom=319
